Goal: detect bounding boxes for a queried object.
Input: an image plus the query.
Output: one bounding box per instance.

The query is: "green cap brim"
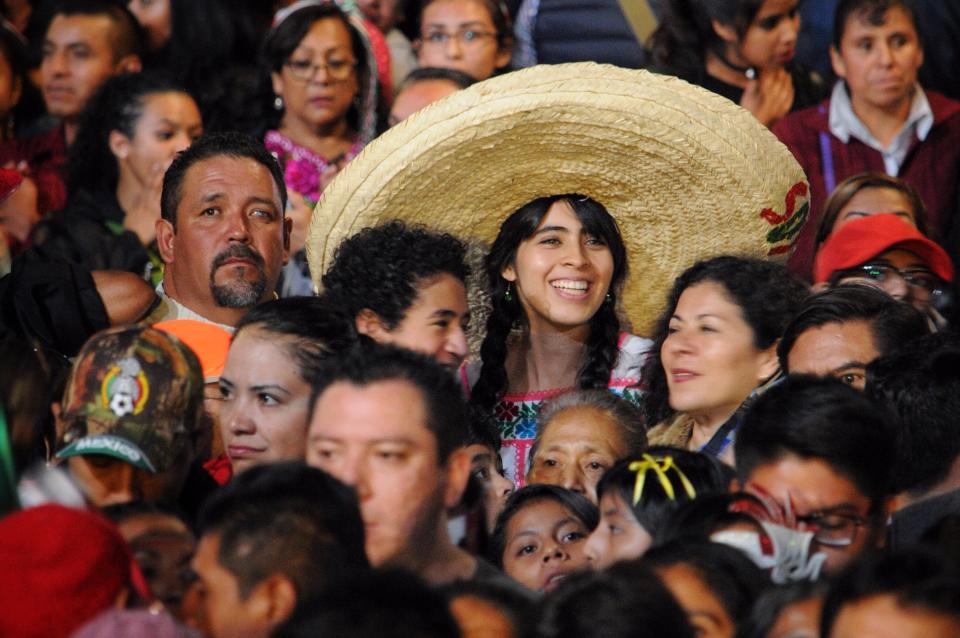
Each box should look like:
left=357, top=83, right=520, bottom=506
left=56, top=434, right=157, bottom=473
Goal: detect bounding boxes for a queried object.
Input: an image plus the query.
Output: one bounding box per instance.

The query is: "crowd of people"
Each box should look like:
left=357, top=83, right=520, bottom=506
left=0, top=0, right=959, bottom=636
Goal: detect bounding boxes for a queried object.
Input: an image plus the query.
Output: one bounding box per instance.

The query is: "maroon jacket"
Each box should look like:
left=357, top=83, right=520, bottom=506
left=773, top=90, right=960, bottom=279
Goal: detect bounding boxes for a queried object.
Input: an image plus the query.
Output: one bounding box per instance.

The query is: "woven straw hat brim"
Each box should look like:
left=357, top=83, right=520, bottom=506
left=307, top=62, right=809, bottom=335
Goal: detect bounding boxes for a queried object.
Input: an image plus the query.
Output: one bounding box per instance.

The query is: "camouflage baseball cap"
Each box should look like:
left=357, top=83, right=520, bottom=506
left=56, top=326, right=203, bottom=473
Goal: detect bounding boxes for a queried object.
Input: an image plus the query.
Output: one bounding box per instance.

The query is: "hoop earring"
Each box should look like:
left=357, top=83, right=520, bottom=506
left=274, top=95, right=284, bottom=111
left=504, top=282, right=513, bottom=302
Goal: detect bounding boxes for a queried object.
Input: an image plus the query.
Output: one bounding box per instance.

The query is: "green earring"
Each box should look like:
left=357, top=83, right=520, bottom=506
left=605, top=292, right=612, bottom=304
left=504, top=283, right=513, bottom=302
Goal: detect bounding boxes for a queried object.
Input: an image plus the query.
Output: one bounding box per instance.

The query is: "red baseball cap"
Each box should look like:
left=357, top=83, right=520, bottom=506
left=814, top=213, right=954, bottom=284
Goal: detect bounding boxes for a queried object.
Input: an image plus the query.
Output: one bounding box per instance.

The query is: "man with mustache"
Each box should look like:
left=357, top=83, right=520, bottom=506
left=152, top=132, right=291, bottom=329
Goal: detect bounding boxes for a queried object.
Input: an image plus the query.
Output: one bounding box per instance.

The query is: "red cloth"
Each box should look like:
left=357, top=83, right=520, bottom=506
left=772, top=90, right=960, bottom=279
left=0, top=125, right=68, bottom=216
left=203, top=453, right=234, bottom=486
left=0, top=504, right=132, bottom=638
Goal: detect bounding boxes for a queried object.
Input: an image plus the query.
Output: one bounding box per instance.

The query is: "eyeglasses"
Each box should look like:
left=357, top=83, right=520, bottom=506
left=796, top=511, right=868, bottom=547
left=420, top=29, right=497, bottom=48
left=284, top=58, right=357, bottom=82
left=831, top=262, right=945, bottom=301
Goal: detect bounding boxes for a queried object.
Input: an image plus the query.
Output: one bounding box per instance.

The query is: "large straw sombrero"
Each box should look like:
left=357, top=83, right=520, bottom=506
left=306, top=62, right=809, bottom=335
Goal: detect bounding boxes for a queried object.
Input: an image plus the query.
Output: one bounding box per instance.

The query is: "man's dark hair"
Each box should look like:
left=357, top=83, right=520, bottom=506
left=50, top=0, right=144, bottom=61
left=274, top=569, right=461, bottom=638
left=308, top=343, right=469, bottom=464
left=778, top=284, right=928, bottom=372
left=821, top=549, right=960, bottom=636
left=735, top=375, right=897, bottom=506
left=160, top=132, right=287, bottom=229
left=833, top=0, right=919, bottom=50
left=866, top=332, right=960, bottom=496
left=397, top=66, right=476, bottom=93
left=536, top=559, right=695, bottom=638
left=321, top=220, right=468, bottom=329
left=196, top=462, right=368, bottom=601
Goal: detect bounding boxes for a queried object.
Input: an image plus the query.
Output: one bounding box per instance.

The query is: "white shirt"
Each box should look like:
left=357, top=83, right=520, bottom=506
left=828, top=81, right=934, bottom=176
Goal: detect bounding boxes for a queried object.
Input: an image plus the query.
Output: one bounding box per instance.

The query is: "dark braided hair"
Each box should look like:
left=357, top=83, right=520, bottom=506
left=471, top=195, right=627, bottom=410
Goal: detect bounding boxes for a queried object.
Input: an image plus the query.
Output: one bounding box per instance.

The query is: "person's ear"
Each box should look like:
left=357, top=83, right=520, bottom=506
left=756, top=340, right=782, bottom=385
left=156, top=218, right=176, bottom=264
left=247, top=574, right=298, bottom=631
left=355, top=309, right=390, bottom=341
left=494, top=37, right=512, bottom=69
left=116, top=54, right=142, bottom=74
left=108, top=130, right=130, bottom=161
left=271, top=71, right=285, bottom=103
left=500, top=264, right=517, bottom=283
left=443, top=447, right=472, bottom=509
left=830, top=45, right=847, bottom=80
left=711, top=19, right=739, bottom=46
left=282, top=215, right=292, bottom=263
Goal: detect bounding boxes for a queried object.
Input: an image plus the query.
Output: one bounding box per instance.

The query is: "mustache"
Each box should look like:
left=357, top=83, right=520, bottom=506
left=210, top=244, right=266, bottom=272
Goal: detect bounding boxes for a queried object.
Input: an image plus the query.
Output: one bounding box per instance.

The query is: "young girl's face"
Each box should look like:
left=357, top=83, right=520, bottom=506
left=502, top=200, right=615, bottom=334
left=417, top=0, right=510, bottom=81
left=583, top=490, right=652, bottom=569
left=501, top=498, right=593, bottom=593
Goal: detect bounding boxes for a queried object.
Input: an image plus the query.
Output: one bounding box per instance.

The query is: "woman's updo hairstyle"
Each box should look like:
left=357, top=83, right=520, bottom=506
left=640, top=256, right=808, bottom=426
left=66, top=71, right=190, bottom=197
left=471, top=195, right=627, bottom=410
left=648, top=0, right=764, bottom=76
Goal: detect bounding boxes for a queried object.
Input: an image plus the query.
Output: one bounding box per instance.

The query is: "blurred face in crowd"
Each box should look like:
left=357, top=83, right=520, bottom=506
left=656, top=563, right=736, bottom=638
left=829, top=594, right=960, bottom=638
left=388, top=78, right=462, bottom=126
left=128, top=0, right=171, bottom=52
left=502, top=200, right=615, bottom=334
left=417, top=0, right=509, bottom=81
left=832, top=249, right=942, bottom=312
left=526, top=406, right=630, bottom=504
left=272, top=17, right=359, bottom=135
left=786, top=319, right=880, bottom=389
left=116, top=511, right=196, bottom=623
left=767, top=595, right=823, bottom=638
left=716, top=0, right=800, bottom=71
left=830, top=187, right=917, bottom=236
left=830, top=5, right=923, bottom=114
left=501, top=497, right=593, bottom=593
left=661, top=281, right=779, bottom=429
left=356, top=273, right=470, bottom=368
left=111, top=91, right=202, bottom=192
left=192, top=533, right=284, bottom=638
left=463, top=442, right=515, bottom=534
left=219, top=328, right=312, bottom=474
left=306, top=379, right=470, bottom=567
left=744, top=454, right=876, bottom=574
left=156, top=155, right=290, bottom=325
left=41, top=13, right=139, bottom=122
left=449, top=593, right=518, bottom=638
left=583, top=490, right=652, bottom=569
left=0, top=47, right=21, bottom=123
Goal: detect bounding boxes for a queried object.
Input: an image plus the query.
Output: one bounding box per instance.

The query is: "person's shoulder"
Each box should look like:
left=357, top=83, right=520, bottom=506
left=925, top=89, right=960, bottom=124
left=772, top=97, right=830, bottom=140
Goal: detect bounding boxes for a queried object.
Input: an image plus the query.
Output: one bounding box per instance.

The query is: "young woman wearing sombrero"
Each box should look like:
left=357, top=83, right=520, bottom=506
left=306, top=62, right=811, bottom=482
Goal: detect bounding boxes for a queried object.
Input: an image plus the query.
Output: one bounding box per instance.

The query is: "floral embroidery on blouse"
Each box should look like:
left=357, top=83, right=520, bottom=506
left=264, top=130, right=364, bottom=206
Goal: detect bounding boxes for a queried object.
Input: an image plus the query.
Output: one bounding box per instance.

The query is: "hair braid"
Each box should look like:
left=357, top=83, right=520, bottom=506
left=576, top=297, right=621, bottom=390
left=471, top=286, right=522, bottom=410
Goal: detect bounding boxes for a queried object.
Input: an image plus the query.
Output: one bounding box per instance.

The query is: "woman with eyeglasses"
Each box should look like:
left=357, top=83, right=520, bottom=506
left=415, top=0, right=513, bottom=81
left=813, top=213, right=955, bottom=328
left=260, top=3, right=384, bottom=295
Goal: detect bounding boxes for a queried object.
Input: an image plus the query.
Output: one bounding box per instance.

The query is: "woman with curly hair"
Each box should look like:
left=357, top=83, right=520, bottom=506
left=641, top=256, right=808, bottom=464
left=321, top=220, right=470, bottom=368
left=466, top=195, right=651, bottom=486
